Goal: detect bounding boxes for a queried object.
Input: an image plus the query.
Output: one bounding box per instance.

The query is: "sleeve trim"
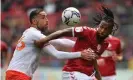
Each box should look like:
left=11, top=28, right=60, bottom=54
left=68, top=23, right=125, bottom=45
left=72, top=27, right=75, bottom=37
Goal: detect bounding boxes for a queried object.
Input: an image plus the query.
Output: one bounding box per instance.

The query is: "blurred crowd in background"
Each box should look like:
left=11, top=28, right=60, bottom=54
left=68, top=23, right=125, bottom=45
left=1, top=0, right=133, bottom=70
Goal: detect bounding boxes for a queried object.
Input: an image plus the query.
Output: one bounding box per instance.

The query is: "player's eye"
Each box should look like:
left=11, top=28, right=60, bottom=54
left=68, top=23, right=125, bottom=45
left=100, top=25, right=105, bottom=29
left=41, top=17, right=45, bottom=19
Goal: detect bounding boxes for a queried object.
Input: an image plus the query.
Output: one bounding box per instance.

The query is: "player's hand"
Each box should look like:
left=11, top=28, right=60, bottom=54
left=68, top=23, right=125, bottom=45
left=97, top=58, right=105, bottom=66
left=112, top=51, right=123, bottom=62
left=112, top=52, right=117, bottom=61
left=81, top=49, right=98, bottom=61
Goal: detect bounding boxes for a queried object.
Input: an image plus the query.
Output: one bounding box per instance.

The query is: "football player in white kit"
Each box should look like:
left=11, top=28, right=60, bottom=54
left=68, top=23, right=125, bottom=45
left=5, top=9, right=97, bottom=80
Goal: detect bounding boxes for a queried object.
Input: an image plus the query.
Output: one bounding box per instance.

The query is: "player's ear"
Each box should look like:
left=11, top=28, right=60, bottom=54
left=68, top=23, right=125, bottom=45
left=32, top=18, right=37, bottom=24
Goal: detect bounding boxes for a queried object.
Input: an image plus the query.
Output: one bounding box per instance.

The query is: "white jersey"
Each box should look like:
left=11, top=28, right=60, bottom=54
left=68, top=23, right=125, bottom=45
left=7, top=27, right=45, bottom=77
left=7, top=27, right=82, bottom=77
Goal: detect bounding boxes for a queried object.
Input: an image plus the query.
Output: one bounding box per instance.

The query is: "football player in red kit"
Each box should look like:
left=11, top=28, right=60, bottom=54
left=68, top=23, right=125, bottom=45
left=0, top=40, right=13, bottom=69
left=34, top=6, right=119, bottom=80
left=97, top=35, right=123, bottom=80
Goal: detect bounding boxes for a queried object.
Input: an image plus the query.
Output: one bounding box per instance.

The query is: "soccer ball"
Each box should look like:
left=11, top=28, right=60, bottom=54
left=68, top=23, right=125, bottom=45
left=62, top=7, right=81, bottom=26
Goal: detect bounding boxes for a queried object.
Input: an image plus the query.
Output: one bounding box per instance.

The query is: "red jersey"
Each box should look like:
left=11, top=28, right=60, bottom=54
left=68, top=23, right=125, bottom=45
left=98, top=36, right=121, bottom=76
left=63, top=26, right=109, bottom=76
left=0, top=40, right=8, bottom=67
left=0, top=40, right=8, bottom=52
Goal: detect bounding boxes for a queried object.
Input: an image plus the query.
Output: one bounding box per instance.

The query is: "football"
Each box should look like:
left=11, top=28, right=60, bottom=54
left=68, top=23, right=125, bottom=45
left=62, top=7, right=81, bottom=26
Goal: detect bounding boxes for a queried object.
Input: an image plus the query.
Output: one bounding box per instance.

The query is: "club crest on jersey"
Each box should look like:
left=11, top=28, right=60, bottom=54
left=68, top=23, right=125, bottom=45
left=97, top=44, right=101, bottom=51
left=75, top=27, right=83, bottom=32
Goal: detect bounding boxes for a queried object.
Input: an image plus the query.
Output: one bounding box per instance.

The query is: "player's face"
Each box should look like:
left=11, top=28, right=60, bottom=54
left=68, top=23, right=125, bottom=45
left=36, top=11, right=48, bottom=32
left=97, top=20, right=113, bottom=38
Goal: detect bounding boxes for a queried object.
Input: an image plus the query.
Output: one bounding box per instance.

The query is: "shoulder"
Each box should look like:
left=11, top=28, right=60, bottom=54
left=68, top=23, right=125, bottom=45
left=74, top=26, right=96, bottom=32
left=28, top=27, right=45, bottom=36
left=24, top=27, right=39, bottom=34
left=83, top=26, right=96, bottom=30
left=25, top=27, right=46, bottom=39
left=107, top=35, right=121, bottom=44
left=109, top=35, right=120, bottom=41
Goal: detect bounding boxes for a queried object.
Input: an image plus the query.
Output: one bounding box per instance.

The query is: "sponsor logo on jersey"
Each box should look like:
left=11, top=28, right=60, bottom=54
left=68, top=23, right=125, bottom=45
left=75, top=27, right=83, bottom=32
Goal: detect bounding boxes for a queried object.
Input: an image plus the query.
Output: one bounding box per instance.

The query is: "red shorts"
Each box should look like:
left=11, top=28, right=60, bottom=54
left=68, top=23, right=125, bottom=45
left=6, top=70, right=31, bottom=80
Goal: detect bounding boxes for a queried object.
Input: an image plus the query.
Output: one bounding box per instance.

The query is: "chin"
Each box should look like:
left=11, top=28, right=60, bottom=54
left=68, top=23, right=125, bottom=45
left=42, top=28, right=48, bottom=33
left=101, top=35, right=108, bottom=39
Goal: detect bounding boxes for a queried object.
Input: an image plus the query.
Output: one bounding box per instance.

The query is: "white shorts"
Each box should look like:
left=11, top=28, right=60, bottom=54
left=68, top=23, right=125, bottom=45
left=102, top=75, right=116, bottom=80
left=62, top=71, right=96, bottom=80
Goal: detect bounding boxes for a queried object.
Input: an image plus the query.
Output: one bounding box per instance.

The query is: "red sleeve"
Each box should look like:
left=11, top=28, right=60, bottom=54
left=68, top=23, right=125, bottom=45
left=73, top=26, right=91, bottom=38
left=116, top=40, right=121, bottom=54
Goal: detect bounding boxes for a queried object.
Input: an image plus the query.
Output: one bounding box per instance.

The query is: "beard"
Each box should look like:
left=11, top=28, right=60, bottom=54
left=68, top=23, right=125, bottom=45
left=37, top=25, right=48, bottom=33
left=96, top=32, right=108, bottom=44
left=41, top=27, right=48, bottom=33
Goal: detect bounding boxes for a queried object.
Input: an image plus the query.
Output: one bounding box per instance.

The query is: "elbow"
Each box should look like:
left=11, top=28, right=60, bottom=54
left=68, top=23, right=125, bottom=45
left=34, top=40, right=44, bottom=48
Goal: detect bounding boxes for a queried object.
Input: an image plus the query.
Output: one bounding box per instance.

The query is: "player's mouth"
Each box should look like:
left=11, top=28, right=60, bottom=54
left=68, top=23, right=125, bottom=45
left=99, top=33, right=106, bottom=37
left=46, top=22, right=48, bottom=26
left=45, top=24, right=48, bottom=27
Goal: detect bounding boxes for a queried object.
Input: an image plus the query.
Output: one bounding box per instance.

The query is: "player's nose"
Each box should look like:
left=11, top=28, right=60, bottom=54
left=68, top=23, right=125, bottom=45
left=46, top=17, right=48, bottom=21
left=45, top=19, right=48, bottom=25
left=46, top=20, right=48, bottom=25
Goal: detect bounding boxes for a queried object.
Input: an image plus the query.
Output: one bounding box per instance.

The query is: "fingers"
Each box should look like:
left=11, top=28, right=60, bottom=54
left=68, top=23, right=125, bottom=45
left=81, top=49, right=98, bottom=61
left=87, top=48, right=94, bottom=53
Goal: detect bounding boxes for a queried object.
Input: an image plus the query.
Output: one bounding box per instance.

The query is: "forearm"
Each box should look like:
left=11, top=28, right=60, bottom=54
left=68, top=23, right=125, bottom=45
left=42, top=44, right=81, bottom=59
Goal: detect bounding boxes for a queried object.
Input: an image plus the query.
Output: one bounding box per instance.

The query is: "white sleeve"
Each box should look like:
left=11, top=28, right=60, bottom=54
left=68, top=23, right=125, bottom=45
left=49, top=38, right=75, bottom=51
left=42, top=44, right=81, bottom=59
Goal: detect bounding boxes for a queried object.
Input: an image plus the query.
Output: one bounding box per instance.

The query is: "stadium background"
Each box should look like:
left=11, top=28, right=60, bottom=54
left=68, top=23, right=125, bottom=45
left=1, top=0, right=133, bottom=80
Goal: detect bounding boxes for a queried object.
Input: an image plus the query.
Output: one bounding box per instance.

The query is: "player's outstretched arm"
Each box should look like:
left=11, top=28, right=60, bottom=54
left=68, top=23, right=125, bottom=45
left=42, top=44, right=97, bottom=60
left=112, top=39, right=123, bottom=62
left=49, top=38, right=75, bottom=51
left=34, top=28, right=73, bottom=48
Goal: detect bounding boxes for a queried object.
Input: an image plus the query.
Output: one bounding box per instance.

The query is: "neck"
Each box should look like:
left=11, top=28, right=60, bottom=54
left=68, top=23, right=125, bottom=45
left=31, top=24, right=41, bottom=31
left=31, top=24, right=37, bottom=28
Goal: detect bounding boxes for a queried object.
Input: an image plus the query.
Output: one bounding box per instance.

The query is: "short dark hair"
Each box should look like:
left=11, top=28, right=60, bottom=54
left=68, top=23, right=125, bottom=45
left=93, top=6, right=118, bottom=35
left=29, top=8, right=43, bottom=23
